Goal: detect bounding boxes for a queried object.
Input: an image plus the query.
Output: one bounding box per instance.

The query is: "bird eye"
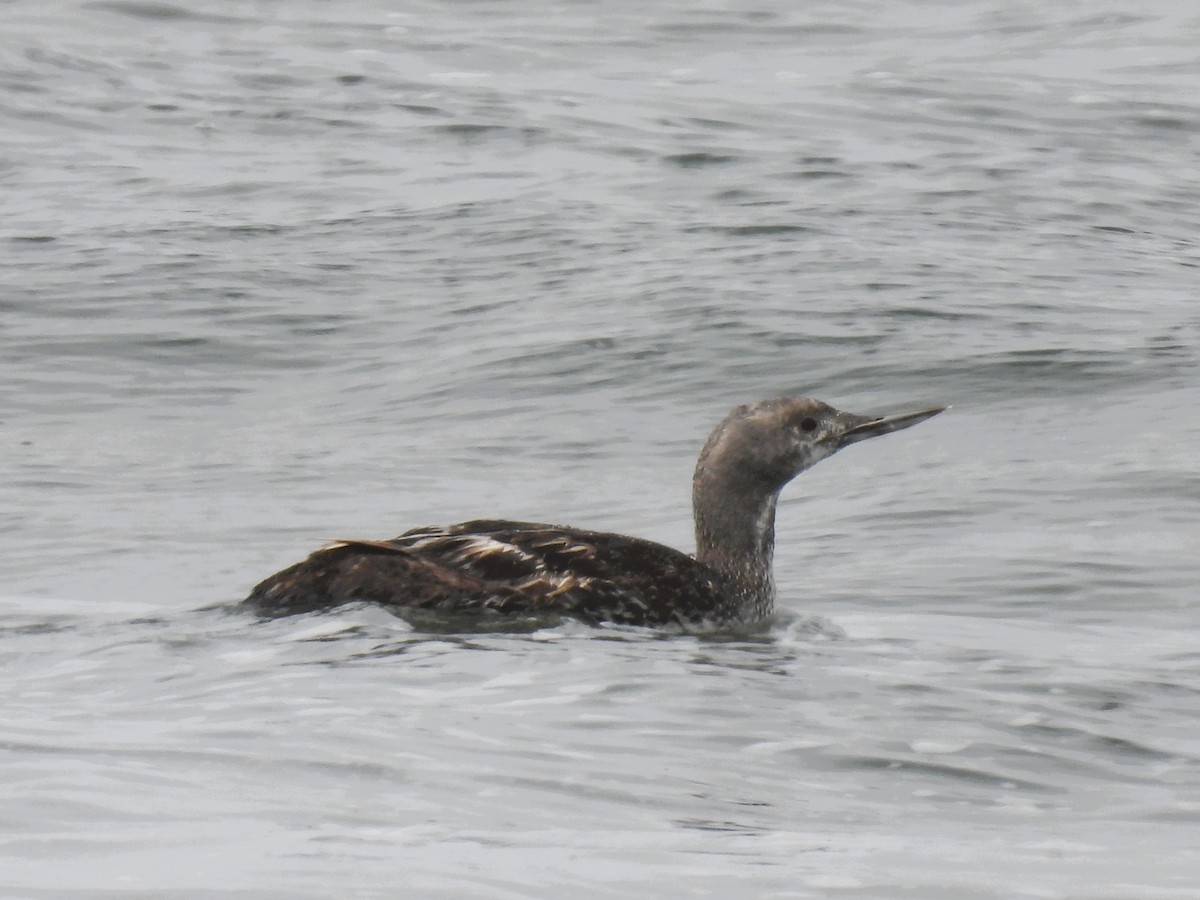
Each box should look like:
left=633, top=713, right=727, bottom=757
left=799, top=417, right=818, bottom=433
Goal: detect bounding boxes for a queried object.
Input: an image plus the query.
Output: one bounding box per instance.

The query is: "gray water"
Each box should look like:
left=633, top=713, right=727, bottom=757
left=3, top=1, right=1199, bottom=896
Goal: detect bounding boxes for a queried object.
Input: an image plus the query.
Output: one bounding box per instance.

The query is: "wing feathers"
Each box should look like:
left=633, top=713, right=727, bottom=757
left=244, top=520, right=723, bottom=624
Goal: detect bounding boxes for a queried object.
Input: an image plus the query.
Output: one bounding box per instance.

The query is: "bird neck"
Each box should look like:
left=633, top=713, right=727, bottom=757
left=692, top=470, right=779, bottom=618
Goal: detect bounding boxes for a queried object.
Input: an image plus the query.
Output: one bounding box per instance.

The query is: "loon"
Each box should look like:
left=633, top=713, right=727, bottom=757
left=241, top=397, right=945, bottom=627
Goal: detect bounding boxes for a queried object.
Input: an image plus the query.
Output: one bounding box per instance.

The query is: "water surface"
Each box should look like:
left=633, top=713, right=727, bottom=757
left=3, top=1, right=1199, bottom=896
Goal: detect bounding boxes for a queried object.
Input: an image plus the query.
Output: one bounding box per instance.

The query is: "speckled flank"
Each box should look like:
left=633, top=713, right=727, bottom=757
left=242, top=398, right=944, bottom=626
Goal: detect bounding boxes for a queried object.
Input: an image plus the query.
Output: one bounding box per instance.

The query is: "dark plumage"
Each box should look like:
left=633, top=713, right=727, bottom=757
left=241, top=397, right=945, bottom=627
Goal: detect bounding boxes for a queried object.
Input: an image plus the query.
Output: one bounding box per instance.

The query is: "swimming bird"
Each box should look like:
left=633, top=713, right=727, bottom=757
left=241, top=397, right=944, bottom=627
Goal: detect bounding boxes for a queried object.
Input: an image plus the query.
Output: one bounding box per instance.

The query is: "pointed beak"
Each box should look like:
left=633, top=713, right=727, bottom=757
left=836, top=405, right=947, bottom=448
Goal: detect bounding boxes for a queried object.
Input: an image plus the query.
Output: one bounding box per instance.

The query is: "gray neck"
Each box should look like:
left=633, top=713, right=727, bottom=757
left=692, top=470, right=779, bottom=620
